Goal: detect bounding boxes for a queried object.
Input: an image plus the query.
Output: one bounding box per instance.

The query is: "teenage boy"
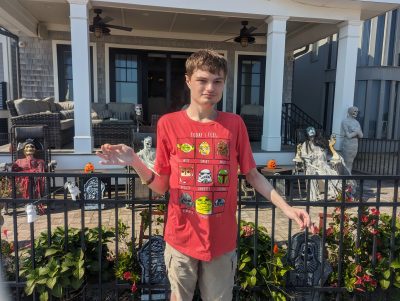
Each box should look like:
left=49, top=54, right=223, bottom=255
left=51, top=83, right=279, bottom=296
left=97, top=49, right=313, bottom=301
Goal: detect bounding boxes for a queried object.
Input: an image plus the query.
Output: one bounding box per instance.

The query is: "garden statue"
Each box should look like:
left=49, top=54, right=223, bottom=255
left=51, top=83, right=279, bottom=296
left=288, top=232, right=332, bottom=301
left=341, top=106, right=363, bottom=173
left=136, top=136, right=156, bottom=170
left=300, top=127, right=342, bottom=200
left=11, top=139, right=45, bottom=199
left=135, top=104, right=144, bottom=132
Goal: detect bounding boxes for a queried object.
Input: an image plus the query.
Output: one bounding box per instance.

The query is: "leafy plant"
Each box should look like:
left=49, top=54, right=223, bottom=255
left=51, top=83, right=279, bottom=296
left=1, top=233, right=15, bottom=280
left=237, top=220, right=292, bottom=301
left=112, top=220, right=140, bottom=294
left=19, top=226, right=115, bottom=300
left=324, top=207, right=400, bottom=294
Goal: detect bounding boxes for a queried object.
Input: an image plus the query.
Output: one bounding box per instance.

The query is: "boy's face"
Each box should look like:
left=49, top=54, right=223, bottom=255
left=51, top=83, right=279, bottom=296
left=185, top=69, right=225, bottom=108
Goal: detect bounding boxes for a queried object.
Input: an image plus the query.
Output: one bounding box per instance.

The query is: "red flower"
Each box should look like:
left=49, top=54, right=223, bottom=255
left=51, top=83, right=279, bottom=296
left=361, top=215, right=369, bottom=223
left=370, top=279, right=378, bottom=287
left=355, top=265, right=363, bottom=274
left=376, top=252, right=383, bottom=262
left=311, top=225, right=320, bottom=235
left=369, top=219, right=377, bottom=226
left=2, top=229, right=8, bottom=239
left=326, top=227, right=334, bottom=237
left=241, top=225, right=254, bottom=238
left=363, top=274, right=372, bottom=282
left=273, top=244, right=279, bottom=254
left=131, top=282, right=138, bottom=293
left=354, top=276, right=363, bottom=285
left=369, top=228, right=379, bottom=235
left=123, top=271, right=132, bottom=281
left=371, top=208, right=380, bottom=216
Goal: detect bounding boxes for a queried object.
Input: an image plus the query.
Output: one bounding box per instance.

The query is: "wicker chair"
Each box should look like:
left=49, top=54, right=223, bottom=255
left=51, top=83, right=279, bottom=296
left=6, top=99, right=74, bottom=149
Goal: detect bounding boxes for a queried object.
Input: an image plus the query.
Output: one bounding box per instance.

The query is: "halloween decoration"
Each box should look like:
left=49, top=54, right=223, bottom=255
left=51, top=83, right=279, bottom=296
left=267, top=159, right=277, bottom=169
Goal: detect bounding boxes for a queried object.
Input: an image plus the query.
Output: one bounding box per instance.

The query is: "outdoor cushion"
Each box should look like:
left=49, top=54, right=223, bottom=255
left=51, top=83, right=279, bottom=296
left=42, top=97, right=57, bottom=112
left=112, top=111, right=131, bottom=120
left=240, top=104, right=264, bottom=116
left=14, top=98, right=49, bottom=115
left=59, top=110, right=74, bottom=120
left=60, top=119, right=74, bottom=130
left=55, top=101, right=74, bottom=111
left=107, top=102, right=135, bottom=114
left=98, top=110, right=112, bottom=119
left=91, top=103, right=107, bottom=114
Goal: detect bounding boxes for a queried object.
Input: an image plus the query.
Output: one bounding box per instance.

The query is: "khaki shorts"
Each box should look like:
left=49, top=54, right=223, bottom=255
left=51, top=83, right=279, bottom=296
left=164, top=243, right=237, bottom=301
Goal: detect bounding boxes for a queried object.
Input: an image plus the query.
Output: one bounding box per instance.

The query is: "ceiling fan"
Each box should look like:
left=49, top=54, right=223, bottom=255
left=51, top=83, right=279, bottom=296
left=225, top=21, right=266, bottom=47
left=89, top=9, right=133, bottom=38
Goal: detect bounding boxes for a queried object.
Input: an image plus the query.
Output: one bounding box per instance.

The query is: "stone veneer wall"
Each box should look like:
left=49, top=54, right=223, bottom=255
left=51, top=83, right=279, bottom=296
left=18, top=31, right=293, bottom=112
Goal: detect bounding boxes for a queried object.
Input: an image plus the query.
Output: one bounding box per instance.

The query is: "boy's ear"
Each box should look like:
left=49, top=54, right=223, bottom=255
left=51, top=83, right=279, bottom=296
left=185, top=74, right=191, bottom=88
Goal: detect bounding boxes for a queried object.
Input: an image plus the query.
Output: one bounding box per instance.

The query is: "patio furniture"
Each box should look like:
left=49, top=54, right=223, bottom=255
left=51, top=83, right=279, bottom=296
left=92, top=119, right=135, bottom=147
left=6, top=98, right=74, bottom=149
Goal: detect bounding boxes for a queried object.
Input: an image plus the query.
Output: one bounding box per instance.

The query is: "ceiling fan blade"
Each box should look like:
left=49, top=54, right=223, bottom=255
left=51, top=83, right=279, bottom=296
left=245, top=26, right=257, bottom=34
left=105, top=24, right=133, bottom=31
left=223, top=37, right=235, bottom=42
left=101, top=16, right=113, bottom=24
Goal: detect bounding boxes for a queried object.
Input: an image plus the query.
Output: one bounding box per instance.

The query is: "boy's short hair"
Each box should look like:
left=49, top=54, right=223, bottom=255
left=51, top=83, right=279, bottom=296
left=186, top=49, right=227, bottom=79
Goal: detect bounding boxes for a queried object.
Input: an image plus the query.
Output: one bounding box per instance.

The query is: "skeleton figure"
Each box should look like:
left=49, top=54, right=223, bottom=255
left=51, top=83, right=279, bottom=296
left=136, top=136, right=156, bottom=170
left=198, top=169, right=212, bottom=184
left=341, top=106, right=363, bottom=173
left=134, top=104, right=144, bottom=132
left=64, top=181, right=81, bottom=201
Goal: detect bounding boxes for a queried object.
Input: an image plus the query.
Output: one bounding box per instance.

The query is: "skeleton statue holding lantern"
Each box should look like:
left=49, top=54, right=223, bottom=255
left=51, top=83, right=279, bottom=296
left=12, top=138, right=46, bottom=199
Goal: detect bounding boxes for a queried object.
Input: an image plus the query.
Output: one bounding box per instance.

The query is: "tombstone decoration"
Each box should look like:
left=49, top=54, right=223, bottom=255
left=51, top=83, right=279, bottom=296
left=288, top=232, right=332, bottom=301
left=83, top=177, right=105, bottom=210
left=138, top=235, right=169, bottom=301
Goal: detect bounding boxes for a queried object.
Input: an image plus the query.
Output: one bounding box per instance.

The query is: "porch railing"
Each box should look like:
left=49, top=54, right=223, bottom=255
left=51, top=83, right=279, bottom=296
left=281, top=103, right=324, bottom=145
left=353, top=138, right=400, bottom=175
left=0, top=172, right=399, bottom=300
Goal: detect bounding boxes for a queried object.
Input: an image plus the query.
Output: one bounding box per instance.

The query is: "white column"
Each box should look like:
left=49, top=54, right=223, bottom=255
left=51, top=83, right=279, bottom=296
left=332, top=20, right=362, bottom=149
left=261, top=16, right=288, bottom=151
left=68, top=0, right=93, bottom=153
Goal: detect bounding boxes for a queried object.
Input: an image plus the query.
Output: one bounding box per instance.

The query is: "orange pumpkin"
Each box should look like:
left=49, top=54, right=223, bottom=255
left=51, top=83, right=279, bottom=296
left=84, top=162, right=95, bottom=173
left=267, top=159, right=277, bottom=169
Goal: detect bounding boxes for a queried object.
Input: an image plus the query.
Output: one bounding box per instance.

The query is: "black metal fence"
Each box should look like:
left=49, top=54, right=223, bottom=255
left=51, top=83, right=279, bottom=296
left=353, top=138, right=400, bottom=175
left=0, top=172, right=400, bottom=300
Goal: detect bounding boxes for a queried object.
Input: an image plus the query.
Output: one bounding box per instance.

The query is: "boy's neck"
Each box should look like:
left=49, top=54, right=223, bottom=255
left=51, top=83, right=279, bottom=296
left=186, top=103, right=218, bottom=122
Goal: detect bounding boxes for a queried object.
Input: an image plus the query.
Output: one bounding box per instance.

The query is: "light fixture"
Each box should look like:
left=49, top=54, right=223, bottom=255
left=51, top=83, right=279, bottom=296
left=234, top=35, right=255, bottom=47
left=94, top=27, right=102, bottom=38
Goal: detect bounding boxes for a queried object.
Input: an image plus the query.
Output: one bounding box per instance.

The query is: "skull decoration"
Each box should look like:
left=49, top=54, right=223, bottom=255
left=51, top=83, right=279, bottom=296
left=198, top=169, right=212, bottom=184
left=135, top=104, right=143, bottom=116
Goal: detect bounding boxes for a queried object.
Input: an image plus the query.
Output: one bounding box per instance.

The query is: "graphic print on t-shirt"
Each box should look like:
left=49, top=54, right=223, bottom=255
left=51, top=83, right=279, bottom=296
left=176, top=134, right=230, bottom=217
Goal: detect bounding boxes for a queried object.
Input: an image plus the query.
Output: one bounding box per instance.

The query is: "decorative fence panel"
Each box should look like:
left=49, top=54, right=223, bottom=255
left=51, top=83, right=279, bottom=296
left=353, top=138, right=400, bottom=175
left=0, top=172, right=399, bottom=301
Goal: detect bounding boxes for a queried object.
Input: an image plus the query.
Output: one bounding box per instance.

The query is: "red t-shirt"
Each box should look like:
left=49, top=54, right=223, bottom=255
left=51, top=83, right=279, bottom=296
left=154, top=110, right=256, bottom=261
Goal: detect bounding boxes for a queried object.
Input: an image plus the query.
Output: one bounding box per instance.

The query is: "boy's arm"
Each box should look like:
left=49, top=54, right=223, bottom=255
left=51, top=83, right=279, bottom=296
left=245, top=168, right=312, bottom=230
left=130, top=155, right=170, bottom=195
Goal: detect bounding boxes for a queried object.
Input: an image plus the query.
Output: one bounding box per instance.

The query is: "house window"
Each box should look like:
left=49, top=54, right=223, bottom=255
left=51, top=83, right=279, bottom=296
left=56, top=44, right=94, bottom=101
left=236, top=55, right=265, bottom=113
left=110, top=48, right=140, bottom=103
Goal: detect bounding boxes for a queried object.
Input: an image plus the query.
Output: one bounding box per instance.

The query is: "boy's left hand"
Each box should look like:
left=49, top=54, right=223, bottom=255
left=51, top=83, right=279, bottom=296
left=285, top=207, right=314, bottom=231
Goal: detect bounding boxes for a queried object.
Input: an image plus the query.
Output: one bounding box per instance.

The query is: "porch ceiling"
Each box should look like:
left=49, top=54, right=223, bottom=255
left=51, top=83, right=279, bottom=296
left=0, top=0, right=399, bottom=50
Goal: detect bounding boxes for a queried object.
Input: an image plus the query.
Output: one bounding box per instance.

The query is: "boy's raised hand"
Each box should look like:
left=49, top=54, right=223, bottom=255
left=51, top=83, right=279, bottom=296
left=97, top=144, right=136, bottom=166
